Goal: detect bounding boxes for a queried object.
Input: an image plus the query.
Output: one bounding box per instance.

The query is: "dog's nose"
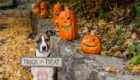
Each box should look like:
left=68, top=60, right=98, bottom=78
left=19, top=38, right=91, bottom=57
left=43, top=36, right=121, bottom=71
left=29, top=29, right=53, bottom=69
left=42, top=46, right=46, bottom=51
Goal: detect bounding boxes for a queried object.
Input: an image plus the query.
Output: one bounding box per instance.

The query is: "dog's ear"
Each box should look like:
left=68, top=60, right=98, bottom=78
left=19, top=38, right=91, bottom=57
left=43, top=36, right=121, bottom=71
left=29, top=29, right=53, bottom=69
left=27, top=33, right=36, bottom=39
left=46, top=30, right=54, bottom=36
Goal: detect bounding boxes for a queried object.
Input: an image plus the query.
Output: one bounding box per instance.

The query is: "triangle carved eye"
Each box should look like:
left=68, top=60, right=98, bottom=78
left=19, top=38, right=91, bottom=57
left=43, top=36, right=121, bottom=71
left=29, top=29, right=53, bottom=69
left=85, top=37, right=89, bottom=40
left=68, top=17, right=71, bottom=20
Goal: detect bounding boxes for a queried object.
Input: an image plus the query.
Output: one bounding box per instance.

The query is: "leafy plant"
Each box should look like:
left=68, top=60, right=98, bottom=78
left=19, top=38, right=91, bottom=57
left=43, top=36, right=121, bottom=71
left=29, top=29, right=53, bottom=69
left=128, top=42, right=140, bottom=66
left=134, top=0, right=138, bottom=9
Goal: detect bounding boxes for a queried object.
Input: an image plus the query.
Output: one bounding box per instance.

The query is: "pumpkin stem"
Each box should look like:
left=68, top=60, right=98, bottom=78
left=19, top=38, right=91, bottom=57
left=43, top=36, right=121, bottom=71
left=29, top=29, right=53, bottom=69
left=57, top=2, right=59, bottom=4
left=90, top=30, right=95, bottom=35
left=65, top=7, right=69, bottom=11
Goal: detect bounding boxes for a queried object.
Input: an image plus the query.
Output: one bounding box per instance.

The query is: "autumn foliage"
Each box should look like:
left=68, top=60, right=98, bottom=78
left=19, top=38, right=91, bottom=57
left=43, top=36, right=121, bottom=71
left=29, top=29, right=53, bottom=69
left=0, top=10, right=35, bottom=79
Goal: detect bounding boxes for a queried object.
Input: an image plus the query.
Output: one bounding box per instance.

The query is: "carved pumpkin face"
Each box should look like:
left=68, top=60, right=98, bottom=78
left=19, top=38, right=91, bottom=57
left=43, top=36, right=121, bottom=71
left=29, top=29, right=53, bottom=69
left=40, top=1, right=49, bottom=11
left=34, top=8, right=40, bottom=15
left=53, top=3, right=64, bottom=20
left=59, top=9, right=78, bottom=40
left=54, top=18, right=59, bottom=28
left=40, top=9, right=48, bottom=18
left=81, top=35, right=102, bottom=54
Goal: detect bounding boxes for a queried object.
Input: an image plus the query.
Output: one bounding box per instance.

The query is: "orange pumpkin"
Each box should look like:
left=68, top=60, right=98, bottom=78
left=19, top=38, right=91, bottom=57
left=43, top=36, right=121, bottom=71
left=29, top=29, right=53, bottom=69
left=34, top=7, right=40, bottom=15
left=53, top=2, right=64, bottom=20
left=54, top=18, right=59, bottom=28
left=81, top=35, right=102, bottom=54
left=34, top=3, right=40, bottom=9
left=59, top=7, right=78, bottom=40
left=40, top=1, right=49, bottom=13
left=40, top=9, right=48, bottom=18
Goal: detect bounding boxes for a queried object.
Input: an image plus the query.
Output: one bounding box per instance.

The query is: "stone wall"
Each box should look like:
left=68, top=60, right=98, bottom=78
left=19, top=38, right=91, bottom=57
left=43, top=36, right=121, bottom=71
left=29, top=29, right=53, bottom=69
left=31, top=13, right=55, bottom=33
left=31, top=13, right=140, bottom=80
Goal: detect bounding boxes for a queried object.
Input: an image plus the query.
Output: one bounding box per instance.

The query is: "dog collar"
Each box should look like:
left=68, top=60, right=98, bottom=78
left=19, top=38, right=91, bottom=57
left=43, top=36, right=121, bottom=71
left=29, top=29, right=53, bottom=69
left=34, top=52, right=51, bottom=57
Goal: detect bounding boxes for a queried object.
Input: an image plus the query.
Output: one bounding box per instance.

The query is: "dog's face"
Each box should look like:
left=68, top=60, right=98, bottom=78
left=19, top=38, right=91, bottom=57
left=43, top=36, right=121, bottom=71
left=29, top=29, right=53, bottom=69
left=28, top=30, right=53, bottom=53
left=34, top=33, right=50, bottom=53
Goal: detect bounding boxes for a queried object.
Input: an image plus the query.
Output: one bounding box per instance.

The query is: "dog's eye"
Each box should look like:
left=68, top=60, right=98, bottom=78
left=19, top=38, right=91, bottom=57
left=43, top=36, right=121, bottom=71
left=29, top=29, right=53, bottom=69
left=36, top=40, right=40, bottom=43
left=45, top=39, right=49, bottom=42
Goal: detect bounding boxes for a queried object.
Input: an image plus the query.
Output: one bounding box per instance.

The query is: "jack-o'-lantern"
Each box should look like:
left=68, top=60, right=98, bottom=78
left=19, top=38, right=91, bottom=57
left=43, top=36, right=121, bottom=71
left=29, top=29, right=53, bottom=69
left=34, top=3, right=40, bottom=9
left=81, top=35, right=102, bottom=54
left=59, top=7, right=78, bottom=40
left=34, top=7, right=40, bottom=15
left=40, top=1, right=49, bottom=12
left=40, top=9, right=48, bottom=18
left=54, top=18, right=59, bottom=28
left=53, top=2, right=64, bottom=20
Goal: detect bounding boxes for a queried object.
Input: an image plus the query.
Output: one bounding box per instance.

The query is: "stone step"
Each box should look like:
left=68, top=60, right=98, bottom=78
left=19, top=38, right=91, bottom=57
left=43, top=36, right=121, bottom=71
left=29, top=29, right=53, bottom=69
left=31, top=12, right=140, bottom=80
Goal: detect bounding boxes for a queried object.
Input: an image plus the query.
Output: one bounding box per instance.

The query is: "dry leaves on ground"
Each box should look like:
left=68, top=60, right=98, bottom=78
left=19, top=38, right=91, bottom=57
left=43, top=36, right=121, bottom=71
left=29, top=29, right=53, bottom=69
left=0, top=11, right=35, bottom=80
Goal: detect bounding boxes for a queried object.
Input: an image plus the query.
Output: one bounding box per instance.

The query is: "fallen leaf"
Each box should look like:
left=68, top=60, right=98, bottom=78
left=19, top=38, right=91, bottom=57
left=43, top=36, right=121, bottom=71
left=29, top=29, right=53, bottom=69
left=113, top=51, right=124, bottom=58
left=72, top=49, right=77, bottom=57
left=131, top=32, right=137, bottom=40
left=100, top=51, right=106, bottom=55
left=81, top=27, right=88, bottom=33
left=105, top=66, right=120, bottom=72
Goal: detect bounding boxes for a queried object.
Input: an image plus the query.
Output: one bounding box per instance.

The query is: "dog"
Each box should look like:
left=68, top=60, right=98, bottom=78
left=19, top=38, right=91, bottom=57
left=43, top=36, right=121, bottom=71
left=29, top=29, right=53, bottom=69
left=28, top=30, right=57, bottom=80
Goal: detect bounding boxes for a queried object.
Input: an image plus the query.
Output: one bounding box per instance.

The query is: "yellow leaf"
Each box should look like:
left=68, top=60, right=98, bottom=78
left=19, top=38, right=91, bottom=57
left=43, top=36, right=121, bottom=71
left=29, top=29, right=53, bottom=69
left=114, top=3, right=117, bottom=10
left=121, top=9, right=125, bottom=13
left=98, top=20, right=107, bottom=27
left=131, top=66, right=140, bottom=73
left=82, top=27, right=88, bottom=33
left=0, top=67, right=4, bottom=72
left=123, top=39, right=132, bottom=47
left=126, top=63, right=134, bottom=69
left=5, top=72, right=10, bottom=77
left=131, top=32, right=136, bottom=39
left=0, top=74, right=4, bottom=78
left=100, top=51, right=105, bottom=55
left=105, top=66, right=120, bottom=72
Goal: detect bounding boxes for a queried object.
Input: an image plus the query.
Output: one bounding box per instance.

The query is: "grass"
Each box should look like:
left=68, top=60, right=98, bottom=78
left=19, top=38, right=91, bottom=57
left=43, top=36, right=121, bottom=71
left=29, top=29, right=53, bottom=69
left=0, top=0, right=12, bottom=6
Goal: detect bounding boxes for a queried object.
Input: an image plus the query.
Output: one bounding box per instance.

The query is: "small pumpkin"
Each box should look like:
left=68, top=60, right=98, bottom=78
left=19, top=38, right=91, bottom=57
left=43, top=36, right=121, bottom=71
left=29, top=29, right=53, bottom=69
left=53, top=2, right=64, bottom=20
left=40, top=9, right=49, bottom=18
left=54, top=18, right=59, bottom=28
left=40, top=1, right=49, bottom=12
left=34, top=3, right=40, bottom=9
left=34, top=7, right=40, bottom=15
left=59, top=7, right=78, bottom=40
left=81, top=35, right=102, bottom=54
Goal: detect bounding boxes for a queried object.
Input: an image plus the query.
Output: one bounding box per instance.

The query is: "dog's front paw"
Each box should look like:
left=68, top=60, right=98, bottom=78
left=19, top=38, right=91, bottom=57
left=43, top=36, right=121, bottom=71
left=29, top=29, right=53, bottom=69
left=33, top=77, right=38, bottom=80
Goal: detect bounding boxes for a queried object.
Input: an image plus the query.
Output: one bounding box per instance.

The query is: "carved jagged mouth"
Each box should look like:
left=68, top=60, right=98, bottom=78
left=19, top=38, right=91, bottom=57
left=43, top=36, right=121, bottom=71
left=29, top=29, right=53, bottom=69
left=83, top=43, right=98, bottom=49
left=42, top=14, right=48, bottom=17
left=61, top=23, right=73, bottom=31
left=54, top=13, right=59, bottom=16
left=35, top=12, right=39, bottom=14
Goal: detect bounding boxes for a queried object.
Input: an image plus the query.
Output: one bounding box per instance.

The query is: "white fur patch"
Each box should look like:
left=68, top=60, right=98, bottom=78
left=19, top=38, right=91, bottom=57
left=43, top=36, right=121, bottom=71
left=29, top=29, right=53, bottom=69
left=40, top=36, right=47, bottom=53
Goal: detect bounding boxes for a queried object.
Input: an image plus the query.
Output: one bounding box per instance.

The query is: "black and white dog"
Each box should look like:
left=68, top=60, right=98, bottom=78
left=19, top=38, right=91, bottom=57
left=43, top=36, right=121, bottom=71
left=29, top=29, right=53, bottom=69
left=28, top=30, right=56, bottom=80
